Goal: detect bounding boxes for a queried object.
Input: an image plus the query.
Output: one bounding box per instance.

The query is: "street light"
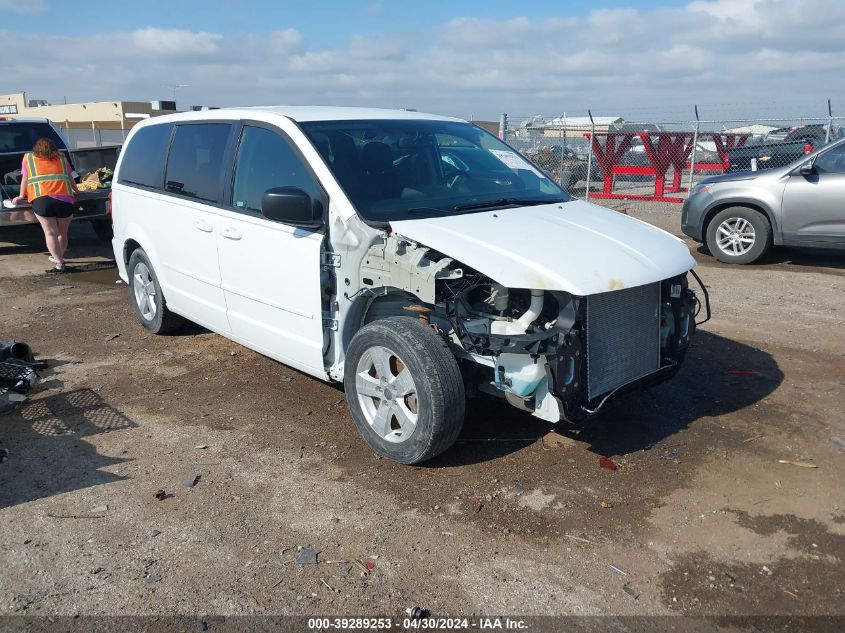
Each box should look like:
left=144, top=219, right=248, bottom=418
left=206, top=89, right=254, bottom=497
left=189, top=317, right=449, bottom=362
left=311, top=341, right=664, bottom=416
left=168, top=84, right=189, bottom=110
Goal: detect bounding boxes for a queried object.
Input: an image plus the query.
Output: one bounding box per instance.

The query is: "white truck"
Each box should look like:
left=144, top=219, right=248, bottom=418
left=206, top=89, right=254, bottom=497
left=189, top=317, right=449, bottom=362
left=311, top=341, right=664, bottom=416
left=0, top=117, right=118, bottom=240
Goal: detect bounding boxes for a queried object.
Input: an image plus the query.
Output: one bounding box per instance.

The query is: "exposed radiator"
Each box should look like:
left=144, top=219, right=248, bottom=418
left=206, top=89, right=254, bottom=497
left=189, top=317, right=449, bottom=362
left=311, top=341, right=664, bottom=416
left=586, top=282, right=661, bottom=400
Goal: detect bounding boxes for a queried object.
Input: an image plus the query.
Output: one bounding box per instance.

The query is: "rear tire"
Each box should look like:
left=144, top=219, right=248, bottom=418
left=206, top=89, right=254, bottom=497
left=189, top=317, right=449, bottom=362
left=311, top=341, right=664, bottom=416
left=706, top=206, right=772, bottom=264
left=127, top=248, right=184, bottom=334
left=344, top=316, right=465, bottom=464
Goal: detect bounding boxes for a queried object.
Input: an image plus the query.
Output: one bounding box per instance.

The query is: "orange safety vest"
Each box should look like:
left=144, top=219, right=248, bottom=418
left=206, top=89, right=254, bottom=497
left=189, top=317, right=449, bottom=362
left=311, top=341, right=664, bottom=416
left=25, top=152, right=73, bottom=201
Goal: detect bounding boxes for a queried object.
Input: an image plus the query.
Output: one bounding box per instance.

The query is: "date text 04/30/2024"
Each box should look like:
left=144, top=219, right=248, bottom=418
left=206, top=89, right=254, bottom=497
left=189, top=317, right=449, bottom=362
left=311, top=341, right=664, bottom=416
left=306, top=617, right=528, bottom=630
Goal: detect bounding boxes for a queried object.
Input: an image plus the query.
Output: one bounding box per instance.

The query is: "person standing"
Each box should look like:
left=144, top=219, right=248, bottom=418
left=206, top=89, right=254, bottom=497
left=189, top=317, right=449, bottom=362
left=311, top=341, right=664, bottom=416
left=12, top=138, right=80, bottom=272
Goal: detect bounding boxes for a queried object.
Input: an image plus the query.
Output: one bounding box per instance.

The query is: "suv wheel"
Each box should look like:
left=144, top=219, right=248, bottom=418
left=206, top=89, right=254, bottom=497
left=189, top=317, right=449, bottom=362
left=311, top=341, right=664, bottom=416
left=706, top=206, right=772, bottom=264
left=127, top=249, right=184, bottom=334
left=344, top=316, right=465, bottom=464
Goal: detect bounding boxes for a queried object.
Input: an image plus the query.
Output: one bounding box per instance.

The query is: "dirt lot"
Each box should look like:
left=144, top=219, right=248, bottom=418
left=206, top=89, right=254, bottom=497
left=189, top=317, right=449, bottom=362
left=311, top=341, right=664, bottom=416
left=0, top=212, right=843, bottom=623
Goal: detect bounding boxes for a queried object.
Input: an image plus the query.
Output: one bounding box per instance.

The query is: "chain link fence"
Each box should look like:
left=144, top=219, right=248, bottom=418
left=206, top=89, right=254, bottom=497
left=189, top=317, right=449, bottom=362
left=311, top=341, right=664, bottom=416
left=500, top=113, right=845, bottom=214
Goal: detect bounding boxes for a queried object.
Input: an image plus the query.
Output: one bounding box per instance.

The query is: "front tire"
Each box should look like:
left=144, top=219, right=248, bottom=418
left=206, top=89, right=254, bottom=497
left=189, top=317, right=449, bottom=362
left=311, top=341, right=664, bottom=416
left=127, top=248, right=184, bottom=334
left=706, top=206, right=772, bottom=264
left=344, top=317, right=465, bottom=464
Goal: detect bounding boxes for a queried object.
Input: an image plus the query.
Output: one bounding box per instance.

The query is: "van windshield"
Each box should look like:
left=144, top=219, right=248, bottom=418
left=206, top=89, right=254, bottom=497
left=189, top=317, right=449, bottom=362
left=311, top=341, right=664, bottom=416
left=299, top=119, right=570, bottom=222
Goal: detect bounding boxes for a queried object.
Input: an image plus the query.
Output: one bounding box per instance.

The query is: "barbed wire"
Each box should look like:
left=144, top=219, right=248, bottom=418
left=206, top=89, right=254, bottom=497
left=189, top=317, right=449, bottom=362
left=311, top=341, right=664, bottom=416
left=479, top=98, right=840, bottom=125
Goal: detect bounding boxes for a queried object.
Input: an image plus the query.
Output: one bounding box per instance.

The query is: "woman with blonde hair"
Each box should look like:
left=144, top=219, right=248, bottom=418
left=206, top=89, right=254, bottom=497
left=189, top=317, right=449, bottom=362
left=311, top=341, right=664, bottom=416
left=12, top=138, right=80, bottom=272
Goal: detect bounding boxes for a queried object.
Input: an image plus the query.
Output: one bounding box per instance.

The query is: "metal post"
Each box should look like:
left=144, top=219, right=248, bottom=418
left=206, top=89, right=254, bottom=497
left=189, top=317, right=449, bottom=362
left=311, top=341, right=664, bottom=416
left=825, top=98, right=833, bottom=144
left=562, top=111, right=567, bottom=150
left=91, top=121, right=97, bottom=146
left=686, top=119, right=700, bottom=200
left=499, top=113, right=507, bottom=141
left=585, top=110, right=595, bottom=201
left=558, top=113, right=564, bottom=185
left=117, top=103, right=126, bottom=142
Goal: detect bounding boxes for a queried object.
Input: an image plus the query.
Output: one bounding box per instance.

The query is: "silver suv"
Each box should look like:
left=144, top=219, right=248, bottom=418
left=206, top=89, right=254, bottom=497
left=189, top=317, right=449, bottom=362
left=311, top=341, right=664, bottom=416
left=682, top=138, right=845, bottom=264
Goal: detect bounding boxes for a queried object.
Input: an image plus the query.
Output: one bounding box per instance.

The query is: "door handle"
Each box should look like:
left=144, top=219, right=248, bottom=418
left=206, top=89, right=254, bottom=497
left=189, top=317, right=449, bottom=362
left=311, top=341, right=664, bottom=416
left=194, top=219, right=213, bottom=233
left=221, top=227, right=242, bottom=240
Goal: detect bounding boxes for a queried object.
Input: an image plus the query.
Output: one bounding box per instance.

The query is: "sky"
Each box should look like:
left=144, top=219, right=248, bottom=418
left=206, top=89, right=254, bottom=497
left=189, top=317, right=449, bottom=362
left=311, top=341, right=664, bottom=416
left=1, top=0, right=843, bottom=121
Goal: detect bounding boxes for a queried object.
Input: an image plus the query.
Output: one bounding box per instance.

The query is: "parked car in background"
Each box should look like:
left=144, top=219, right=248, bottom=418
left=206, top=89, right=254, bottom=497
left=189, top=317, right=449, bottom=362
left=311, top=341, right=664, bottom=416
left=0, top=118, right=118, bottom=241
left=726, top=123, right=842, bottom=173
left=682, top=138, right=845, bottom=264
left=523, top=144, right=594, bottom=190
left=110, top=106, right=703, bottom=464
left=764, top=124, right=833, bottom=144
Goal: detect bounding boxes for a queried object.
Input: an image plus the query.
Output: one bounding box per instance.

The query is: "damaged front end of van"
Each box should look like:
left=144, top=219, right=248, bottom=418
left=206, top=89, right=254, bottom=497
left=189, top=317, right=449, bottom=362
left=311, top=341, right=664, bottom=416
left=344, top=200, right=708, bottom=424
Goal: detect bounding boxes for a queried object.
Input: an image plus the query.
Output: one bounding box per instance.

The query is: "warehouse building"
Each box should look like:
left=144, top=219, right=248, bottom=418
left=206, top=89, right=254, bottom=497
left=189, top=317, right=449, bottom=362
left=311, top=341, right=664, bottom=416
left=0, top=92, right=179, bottom=147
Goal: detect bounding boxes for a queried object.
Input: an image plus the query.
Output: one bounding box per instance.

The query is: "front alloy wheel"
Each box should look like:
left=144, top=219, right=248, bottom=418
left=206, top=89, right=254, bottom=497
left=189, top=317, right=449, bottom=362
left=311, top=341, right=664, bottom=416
left=355, top=346, right=419, bottom=443
left=705, top=206, right=772, bottom=264
left=344, top=316, right=465, bottom=464
left=715, top=216, right=756, bottom=257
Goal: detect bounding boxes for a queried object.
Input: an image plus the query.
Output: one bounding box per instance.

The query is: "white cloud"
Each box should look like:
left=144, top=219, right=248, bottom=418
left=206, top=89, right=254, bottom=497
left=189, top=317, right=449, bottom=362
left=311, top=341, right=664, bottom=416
left=0, top=0, right=45, bottom=12
left=131, top=27, right=223, bottom=56
left=3, top=0, right=845, bottom=119
left=583, top=8, right=644, bottom=44
left=687, top=0, right=762, bottom=21
left=268, top=28, right=305, bottom=53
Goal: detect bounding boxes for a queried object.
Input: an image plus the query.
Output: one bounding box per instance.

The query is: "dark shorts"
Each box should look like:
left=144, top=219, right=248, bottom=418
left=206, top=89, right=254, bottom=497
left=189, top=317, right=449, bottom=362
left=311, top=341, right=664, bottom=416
left=32, top=196, right=74, bottom=219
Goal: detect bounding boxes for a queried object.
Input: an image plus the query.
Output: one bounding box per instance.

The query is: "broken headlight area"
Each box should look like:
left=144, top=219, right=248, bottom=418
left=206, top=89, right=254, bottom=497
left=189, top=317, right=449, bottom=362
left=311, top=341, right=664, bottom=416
left=438, top=274, right=576, bottom=422
left=439, top=272, right=699, bottom=423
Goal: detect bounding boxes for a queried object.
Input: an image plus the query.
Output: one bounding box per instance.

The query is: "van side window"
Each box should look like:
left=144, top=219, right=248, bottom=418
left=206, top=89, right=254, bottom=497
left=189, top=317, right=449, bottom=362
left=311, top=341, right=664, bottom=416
left=165, top=123, right=232, bottom=203
left=232, top=126, right=321, bottom=213
left=118, top=123, right=173, bottom=189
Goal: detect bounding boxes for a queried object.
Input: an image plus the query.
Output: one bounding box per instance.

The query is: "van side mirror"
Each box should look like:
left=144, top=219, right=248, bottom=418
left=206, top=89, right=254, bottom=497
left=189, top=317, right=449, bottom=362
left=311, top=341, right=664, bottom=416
left=261, top=187, right=322, bottom=227
left=799, top=160, right=815, bottom=176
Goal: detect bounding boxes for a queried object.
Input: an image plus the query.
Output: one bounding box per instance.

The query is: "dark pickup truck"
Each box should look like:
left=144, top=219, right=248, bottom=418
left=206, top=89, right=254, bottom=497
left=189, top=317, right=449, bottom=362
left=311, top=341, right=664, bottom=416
left=726, top=123, right=841, bottom=173
left=1, top=118, right=119, bottom=241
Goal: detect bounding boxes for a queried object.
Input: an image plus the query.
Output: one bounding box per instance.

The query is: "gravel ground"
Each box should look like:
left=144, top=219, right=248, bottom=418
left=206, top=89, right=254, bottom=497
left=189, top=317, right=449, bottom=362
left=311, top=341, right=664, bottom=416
left=0, top=213, right=843, bottom=623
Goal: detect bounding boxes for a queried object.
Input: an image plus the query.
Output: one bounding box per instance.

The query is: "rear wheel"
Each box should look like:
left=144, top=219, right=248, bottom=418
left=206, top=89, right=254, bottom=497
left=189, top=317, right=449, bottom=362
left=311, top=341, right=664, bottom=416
left=706, top=206, right=772, bottom=264
left=127, top=248, right=184, bottom=334
left=344, top=317, right=465, bottom=464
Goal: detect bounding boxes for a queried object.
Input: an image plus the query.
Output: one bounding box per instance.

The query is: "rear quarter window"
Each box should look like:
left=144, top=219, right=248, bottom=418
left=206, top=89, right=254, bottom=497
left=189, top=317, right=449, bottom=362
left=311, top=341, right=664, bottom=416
left=117, top=123, right=173, bottom=189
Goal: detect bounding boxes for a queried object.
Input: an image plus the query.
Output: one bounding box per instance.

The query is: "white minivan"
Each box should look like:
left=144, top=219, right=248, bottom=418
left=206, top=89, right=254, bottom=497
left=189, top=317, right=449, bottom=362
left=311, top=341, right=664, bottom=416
left=111, top=107, right=705, bottom=464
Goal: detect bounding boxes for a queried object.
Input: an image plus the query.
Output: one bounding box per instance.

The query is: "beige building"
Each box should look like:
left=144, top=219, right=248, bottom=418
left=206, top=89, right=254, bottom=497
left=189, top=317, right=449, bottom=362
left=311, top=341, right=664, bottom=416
left=532, top=116, right=626, bottom=138
left=472, top=120, right=500, bottom=137
left=0, top=92, right=177, bottom=147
